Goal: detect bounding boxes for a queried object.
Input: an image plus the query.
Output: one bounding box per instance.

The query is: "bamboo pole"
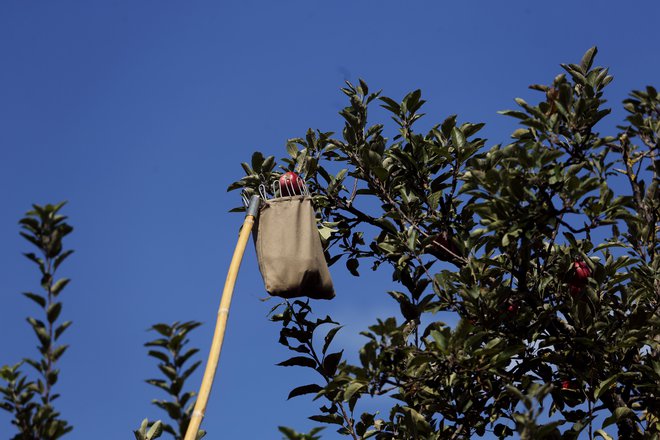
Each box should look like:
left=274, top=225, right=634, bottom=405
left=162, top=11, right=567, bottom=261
left=183, top=196, right=260, bottom=440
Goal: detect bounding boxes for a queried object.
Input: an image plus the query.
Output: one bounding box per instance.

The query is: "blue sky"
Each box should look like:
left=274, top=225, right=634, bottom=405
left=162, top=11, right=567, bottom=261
left=1, top=1, right=659, bottom=439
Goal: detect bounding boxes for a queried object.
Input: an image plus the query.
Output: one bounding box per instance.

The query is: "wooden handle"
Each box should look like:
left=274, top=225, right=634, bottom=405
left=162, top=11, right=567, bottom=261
left=183, top=213, right=256, bottom=440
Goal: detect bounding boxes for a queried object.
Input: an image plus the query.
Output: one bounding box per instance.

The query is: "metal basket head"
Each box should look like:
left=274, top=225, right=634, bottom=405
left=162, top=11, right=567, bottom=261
left=272, top=175, right=309, bottom=198
left=242, top=176, right=310, bottom=207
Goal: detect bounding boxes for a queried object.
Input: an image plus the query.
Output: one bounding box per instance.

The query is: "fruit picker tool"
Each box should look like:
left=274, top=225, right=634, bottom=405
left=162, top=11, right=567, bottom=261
left=183, top=193, right=261, bottom=440
left=184, top=174, right=333, bottom=439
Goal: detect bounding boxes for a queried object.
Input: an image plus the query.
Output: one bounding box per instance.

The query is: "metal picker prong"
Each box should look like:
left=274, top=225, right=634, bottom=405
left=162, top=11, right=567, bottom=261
left=241, top=190, right=250, bottom=208
left=259, top=184, right=270, bottom=201
left=286, top=178, right=294, bottom=196
left=298, top=177, right=310, bottom=196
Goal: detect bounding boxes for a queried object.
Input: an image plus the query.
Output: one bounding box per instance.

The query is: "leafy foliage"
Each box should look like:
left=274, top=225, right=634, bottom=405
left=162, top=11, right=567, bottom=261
left=0, top=204, right=190, bottom=439
left=134, top=419, right=164, bottom=440
left=279, top=425, right=325, bottom=440
left=144, top=321, right=205, bottom=440
left=229, top=48, right=659, bottom=439
left=0, top=202, right=74, bottom=440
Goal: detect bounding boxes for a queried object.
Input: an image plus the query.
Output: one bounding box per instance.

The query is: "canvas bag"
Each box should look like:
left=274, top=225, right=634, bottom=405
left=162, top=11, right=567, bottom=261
left=253, top=195, right=335, bottom=300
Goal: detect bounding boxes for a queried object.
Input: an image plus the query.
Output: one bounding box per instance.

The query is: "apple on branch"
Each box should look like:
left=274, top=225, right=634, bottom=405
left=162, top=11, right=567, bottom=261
left=426, top=230, right=462, bottom=263
left=568, top=260, right=591, bottom=295
left=573, top=261, right=591, bottom=282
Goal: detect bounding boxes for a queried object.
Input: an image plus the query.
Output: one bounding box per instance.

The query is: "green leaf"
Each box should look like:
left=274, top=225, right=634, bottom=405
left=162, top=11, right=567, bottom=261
left=407, top=228, right=418, bottom=251
left=286, top=141, right=299, bottom=157
left=147, top=420, right=163, bottom=439
left=594, top=374, right=619, bottom=400
left=511, top=128, right=529, bottom=138
left=20, top=232, right=42, bottom=251
left=309, top=414, right=343, bottom=425
left=158, top=364, right=177, bottom=381
left=145, top=338, right=169, bottom=348
left=430, top=329, right=448, bottom=352
left=47, top=302, right=62, bottom=324
left=602, top=406, right=636, bottom=428
left=322, top=351, right=343, bottom=376
left=594, top=429, right=614, bottom=440
left=149, top=324, right=172, bottom=337
left=262, top=155, right=275, bottom=172
left=288, top=384, right=323, bottom=399
left=318, top=225, right=335, bottom=242
left=498, top=109, right=530, bottom=120
left=580, top=46, right=598, bottom=72
left=451, top=127, right=466, bottom=151
left=251, top=151, right=265, bottom=172
left=375, top=218, right=397, bottom=234
left=343, top=382, right=365, bottom=402
left=278, top=426, right=298, bottom=439
left=240, top=162, right=252, bottom=175
left=322, top=326, right=342, bottom=355
left=427, top=191, right=442, bottom=210
left=54, top=249, right=74, bottom=270
left=23, top=292, right=46, bottom=308
left=277, top=356, right=317, bottom=369
left=51, top=278, right=70, bottom=296
left=404, top=406, right=431, bottom=430
left=52, top=344, right=68, bottom=361
left=55, top=321, right=72, bottom=339
left=147, top=350, right=170, bottom=363
left=146, top=379, right=170, bottom=393
left=177, top=348, right=200, bottom=367
left=613, top=407, right=635, bottom=421
left=346, top=258, right=360, bottom=277
left=23, top=252, right=44, bottom=269
left=380, top=96, right=401, bottom=114
left=27, top=317, right=50, bottom=346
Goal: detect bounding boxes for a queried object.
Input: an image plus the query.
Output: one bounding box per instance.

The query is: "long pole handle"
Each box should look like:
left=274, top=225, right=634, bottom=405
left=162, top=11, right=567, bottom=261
left=184, top=196, right=260, bottom=440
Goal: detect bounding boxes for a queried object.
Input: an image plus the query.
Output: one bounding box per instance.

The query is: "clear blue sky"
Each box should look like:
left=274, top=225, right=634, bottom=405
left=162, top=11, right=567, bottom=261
left=1, top=1, right=658, bottom=439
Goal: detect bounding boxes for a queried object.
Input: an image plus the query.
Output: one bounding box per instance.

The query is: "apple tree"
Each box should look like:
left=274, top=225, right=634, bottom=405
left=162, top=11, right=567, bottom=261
left=229, top=48, right=659, bottom=439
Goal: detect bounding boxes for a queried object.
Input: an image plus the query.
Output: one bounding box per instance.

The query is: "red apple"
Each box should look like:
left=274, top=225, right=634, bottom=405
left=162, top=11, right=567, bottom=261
left=573, top=261, right=591, bottom=283
left=568, top=284, right=583, bottom=296
left=568, top=260, right=591, bottom=295
left=561, top=380, right=571, bottom=390
left=428, top=230, right=460, bottom=262
left=279, top=171, right=302, bottom=196
left=507, top=303, right=519, bottom=314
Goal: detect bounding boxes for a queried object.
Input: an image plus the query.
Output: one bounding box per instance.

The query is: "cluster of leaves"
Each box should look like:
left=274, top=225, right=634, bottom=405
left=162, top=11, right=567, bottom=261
left=229, top=48, right=659, bottom=439
left=0, top=202, right=74, bottom=440
left=270, top=302, right=356, bottom=431
left=134, top=419, right=164, bottom=440
left=279, top=425, right=325, bottom=440
left=144, top=321, right=206, bottom=440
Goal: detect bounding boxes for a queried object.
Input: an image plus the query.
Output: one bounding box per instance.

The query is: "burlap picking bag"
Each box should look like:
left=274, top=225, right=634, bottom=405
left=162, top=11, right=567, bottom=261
left=253, top=195, right=335, bottom=300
